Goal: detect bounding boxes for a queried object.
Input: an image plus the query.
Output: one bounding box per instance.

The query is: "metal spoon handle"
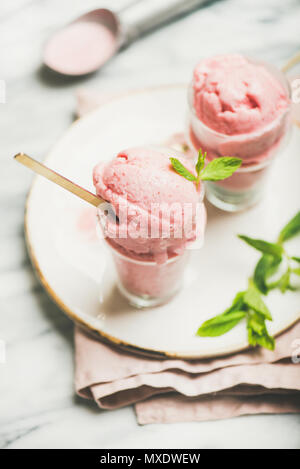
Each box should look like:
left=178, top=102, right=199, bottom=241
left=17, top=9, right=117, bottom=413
left=121, top=0, right=209, bottom=46
left=282, top=51, right=300, bottom=73
left=14, top=153, right=104, bottom=208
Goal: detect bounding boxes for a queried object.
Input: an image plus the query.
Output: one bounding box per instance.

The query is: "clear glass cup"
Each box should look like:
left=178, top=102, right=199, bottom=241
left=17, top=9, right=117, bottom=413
left=97, top=155, right=206, bottom=308
left=187, top=57, right=292, bottom=211
left=107, top=241, right=189, bottom=308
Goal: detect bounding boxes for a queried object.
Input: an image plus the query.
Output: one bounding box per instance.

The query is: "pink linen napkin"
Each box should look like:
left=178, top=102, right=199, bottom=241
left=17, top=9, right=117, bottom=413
left=75, top=324, right=300, bottom=424
left=74, top=88, right=300, bottom=424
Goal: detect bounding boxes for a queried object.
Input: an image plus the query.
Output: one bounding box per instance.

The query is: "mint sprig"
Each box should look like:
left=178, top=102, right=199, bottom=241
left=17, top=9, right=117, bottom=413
left=197, top=283, right=274, bottom=349
left=247, top=312, right=275, bottom=350
left=237, top=236, right=283, bottom=258
left=200, top=157, right=242, bottom=181
left=197, top=211, right=300, bottom=350
left=253, top=254, right=281, bottom=294
left=170, top=149, right=242, bottom=187
left=239, top=214, right=300, bottom=295
left=169, top=158, right=197, bottom=182
left=197, top=310, right=246, bottom=337
left=278, top=211, right=300, bottom=243
left=292, top=256, right=300, bottom=263
left=243, top=281, right=272, bottom=320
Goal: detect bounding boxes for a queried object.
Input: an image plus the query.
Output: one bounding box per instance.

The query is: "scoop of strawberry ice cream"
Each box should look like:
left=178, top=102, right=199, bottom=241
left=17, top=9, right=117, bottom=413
left=193, top=54, right=289, bottom=136
left=93, top=146, right=206, bottom=263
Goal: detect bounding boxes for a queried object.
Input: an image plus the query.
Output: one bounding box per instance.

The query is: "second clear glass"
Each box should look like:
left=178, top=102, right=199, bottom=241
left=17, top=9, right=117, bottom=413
left=187, top=57, right=292, bottom=211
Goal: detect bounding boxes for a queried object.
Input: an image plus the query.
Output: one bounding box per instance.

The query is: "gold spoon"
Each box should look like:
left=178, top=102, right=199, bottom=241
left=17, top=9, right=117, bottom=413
left=282, top=51, right=300, bottom=73
left=14, top=152, right=104, bottom=208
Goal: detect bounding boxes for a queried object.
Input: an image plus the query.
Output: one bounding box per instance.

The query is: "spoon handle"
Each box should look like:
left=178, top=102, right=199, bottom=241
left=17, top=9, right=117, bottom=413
left=14, top=153, right=104, bottom=208
left=121, top=0, right=209, bottom=46
left=282, top=51, right=300, bottom=73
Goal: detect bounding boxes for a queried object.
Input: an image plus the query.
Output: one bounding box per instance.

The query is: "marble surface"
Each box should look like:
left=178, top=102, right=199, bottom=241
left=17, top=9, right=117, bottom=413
left=1, top=0, right=300, bottom=449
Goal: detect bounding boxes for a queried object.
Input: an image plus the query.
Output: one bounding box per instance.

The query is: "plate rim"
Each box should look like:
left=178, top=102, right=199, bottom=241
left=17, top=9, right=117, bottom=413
left=24, top=84, right=300, bottom=359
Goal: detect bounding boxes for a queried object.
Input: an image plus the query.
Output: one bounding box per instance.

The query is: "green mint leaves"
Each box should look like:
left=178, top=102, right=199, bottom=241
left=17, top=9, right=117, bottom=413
left=197, top=285, right=274, bottom=350
left=278, top=211, right=300, bottom=243
left=247, top=312, right=275, bottom=350
left=197, top=311, right=246, bottom=337
left=243, top=282, right=272, bottom=320
left=195, top=149, right=206, bottom=175
left=200, top=157, right=242, bottom=181
left=237, top=236, right=283, bottom=258
left=169, top=158, right=197, bottom=182
left=197, top=211, right=300, bottom=351
left=170, top=149, right=242, bottom=187
left=253, top=254, right=281, bottom=295
left=239, top=212, right=300, bottom=296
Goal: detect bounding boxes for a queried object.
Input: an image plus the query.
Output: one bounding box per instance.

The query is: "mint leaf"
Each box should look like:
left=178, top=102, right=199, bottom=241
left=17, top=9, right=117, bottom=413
left=238, top=235, right=283, bottom=258
left=195, top=205, right=300, bottom=351
left=247, top=325, right=257, bottom=347
left=244, top=285, right=272, bottom=320
left=255, top=333, right=275, bottom=351
left=195, top=149, right=206, bottom=176
left=247, top=314, right=275, bottom=351
left=197, top=311, right=246, bottom=337
left=292, top=256, right=300, bottom=263
left=278, top=211, right=300, bottom=243
left=278, top=270, right=290, bottom=293
left=200, top=157, right=242, bottom=181
left=223, top=291, right=246, bottom=314
left=248, top=327, right=274, bottom=349
left=170, top=158, right=197, bottom=182
left=247, top=312, right=266, bottom=335
left=254, top=254, right=281, bottom=294
left=250, top=327, right=275, bottom=350
left=170, top=152, right=241, bottom=185
left=287, top=284, right=300, bottom=292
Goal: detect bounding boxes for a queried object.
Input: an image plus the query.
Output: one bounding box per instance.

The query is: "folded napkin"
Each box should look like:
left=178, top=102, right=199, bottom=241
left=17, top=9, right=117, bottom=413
left=75, top=324, right=300, bottom=424
left=74, top=88, right=300, bottom=424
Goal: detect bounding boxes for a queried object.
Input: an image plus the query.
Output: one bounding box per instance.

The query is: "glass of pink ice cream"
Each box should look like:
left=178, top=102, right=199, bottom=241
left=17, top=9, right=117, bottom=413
left=187, top=54, right=291, bottom=211
left=93, top=146, right=206, bottom=307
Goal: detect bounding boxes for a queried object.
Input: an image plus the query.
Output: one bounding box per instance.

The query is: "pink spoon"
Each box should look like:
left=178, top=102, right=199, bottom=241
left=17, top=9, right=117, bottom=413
left=43, top=0, right=208, bottom=76
left=44, top=9, right=120, bottom=76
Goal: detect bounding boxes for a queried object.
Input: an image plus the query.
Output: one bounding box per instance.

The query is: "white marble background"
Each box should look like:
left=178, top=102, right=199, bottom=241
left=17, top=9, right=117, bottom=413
left=1, top=0, right=300, bottom=449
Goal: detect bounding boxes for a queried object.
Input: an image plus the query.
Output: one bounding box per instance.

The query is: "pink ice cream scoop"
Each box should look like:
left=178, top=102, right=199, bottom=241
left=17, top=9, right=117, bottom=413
left=188, top=54, right=291, bottom=211
left=93, top=146, right=206, bottom=306
left=193, top=54, right=289, bottom=136
left=93, top=146, right=205, bottom=262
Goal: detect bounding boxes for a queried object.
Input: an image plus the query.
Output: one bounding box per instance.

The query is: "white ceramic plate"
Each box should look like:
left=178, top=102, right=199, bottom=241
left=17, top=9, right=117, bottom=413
left=25, top=85, right=300, bottom=359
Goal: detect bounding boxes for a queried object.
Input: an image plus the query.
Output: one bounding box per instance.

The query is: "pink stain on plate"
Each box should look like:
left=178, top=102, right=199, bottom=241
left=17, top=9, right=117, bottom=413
left=77, top=207, right=98, bottom=241
left=44, top=20, right=117, bottom=75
